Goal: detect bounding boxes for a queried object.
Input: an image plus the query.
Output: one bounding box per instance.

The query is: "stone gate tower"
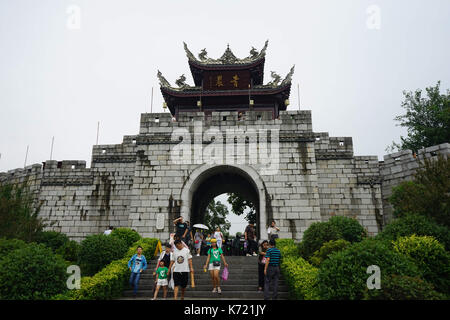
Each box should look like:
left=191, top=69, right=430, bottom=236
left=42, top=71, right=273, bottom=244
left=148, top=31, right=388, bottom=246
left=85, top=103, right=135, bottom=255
left=0, top=41, right=389, bottom=242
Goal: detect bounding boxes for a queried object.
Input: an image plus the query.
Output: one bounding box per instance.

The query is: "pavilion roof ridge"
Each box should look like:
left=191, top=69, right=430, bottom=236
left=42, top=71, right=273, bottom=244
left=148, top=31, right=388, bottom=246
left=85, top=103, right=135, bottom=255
left=183, top=40, right=269, bottom=66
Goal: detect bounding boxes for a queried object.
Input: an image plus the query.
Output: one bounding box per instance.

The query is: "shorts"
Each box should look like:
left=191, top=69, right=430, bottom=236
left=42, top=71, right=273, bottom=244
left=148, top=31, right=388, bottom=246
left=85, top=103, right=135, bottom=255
left=173, top=272, right=189, bottom=288
left=208, top=263, right=220, bottom=271
left=157, top=278, right=168, bottom=286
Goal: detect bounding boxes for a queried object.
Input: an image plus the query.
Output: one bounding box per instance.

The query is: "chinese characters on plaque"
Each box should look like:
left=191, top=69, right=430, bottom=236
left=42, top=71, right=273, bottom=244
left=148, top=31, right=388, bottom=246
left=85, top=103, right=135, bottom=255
left=204, top=71, right=250, bottom=90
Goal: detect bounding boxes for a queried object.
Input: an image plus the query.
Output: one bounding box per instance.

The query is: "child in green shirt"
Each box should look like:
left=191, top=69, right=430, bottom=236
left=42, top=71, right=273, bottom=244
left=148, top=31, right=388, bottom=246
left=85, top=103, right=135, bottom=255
left=152, top=260, right=169, bottom=300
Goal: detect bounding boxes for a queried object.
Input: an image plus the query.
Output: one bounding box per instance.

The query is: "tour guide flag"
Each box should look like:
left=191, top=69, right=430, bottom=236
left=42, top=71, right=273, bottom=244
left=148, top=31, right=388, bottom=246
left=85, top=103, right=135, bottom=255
left=154, top=240, right=162, bottom=257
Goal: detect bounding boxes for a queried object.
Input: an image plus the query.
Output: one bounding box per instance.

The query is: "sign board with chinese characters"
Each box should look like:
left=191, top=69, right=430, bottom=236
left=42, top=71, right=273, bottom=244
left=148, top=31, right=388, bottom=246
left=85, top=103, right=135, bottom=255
left=203, top=71, right=251, bottom=90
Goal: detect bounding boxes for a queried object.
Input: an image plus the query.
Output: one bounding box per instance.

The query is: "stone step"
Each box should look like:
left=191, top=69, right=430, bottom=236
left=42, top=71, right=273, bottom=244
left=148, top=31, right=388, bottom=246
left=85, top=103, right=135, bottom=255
left=138, top=278, right=286, bottom=285
left=124, top=284, right=290, bottom=291
left=123, top=290, right=290, bottom=299
left=140, top=273, right=262, bottom=280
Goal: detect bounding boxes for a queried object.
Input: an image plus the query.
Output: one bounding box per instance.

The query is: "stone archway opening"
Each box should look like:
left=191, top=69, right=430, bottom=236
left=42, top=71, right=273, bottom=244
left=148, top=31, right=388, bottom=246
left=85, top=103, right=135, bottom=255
left=181, top=164, right=268, bottom=241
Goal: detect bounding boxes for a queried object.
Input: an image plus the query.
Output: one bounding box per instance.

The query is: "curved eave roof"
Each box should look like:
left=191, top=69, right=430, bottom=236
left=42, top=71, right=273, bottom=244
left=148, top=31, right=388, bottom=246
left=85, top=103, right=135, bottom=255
left=187, top=56, right=266, bottom=70
left=160, top=83, right=291, bottom=98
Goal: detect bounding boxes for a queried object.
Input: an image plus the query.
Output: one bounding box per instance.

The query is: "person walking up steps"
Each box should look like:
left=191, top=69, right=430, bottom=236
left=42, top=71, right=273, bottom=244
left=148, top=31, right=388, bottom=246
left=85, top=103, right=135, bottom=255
left=213, top=227, right=224, bottom=248
left=258, top=240, right=269, bottom=292
left=264, top=239, right=282, bottom=300
left=245, top=222, right=258, bottom=256
left=127, top=246, right=147, bottom=298
left=152, top=260, right=169, bottom=300
left=168, top=239, right=194, bottom=300
left=203, top=238, right=228, bottom=294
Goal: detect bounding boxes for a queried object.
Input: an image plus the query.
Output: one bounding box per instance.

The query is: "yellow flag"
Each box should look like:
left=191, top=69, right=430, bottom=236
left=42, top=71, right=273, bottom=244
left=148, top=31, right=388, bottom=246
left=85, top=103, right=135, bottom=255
left=154, top=240, right=162, bottom=257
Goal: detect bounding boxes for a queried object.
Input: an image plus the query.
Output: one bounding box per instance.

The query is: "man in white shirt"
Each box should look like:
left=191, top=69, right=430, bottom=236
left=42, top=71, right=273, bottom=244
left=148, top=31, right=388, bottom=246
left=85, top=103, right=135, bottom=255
left=267, top=220, right=280, bottom=240
left=103, top=226, right=113, bottom=235
left=168, top=239, right=194, bottom=300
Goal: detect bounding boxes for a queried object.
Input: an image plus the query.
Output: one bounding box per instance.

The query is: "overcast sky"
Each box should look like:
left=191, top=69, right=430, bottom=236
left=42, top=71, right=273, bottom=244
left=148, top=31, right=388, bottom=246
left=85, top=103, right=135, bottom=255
left=1, top=0, right=449, bottom=175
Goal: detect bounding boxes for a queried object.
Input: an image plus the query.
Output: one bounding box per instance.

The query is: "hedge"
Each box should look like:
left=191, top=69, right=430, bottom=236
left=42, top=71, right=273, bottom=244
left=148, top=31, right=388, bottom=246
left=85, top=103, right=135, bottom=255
left=0, top=238, right=27, bottom=257
left=53, top=238, right=159, bottom=300
left=309, top=239, right=350, bottom=266
left=78, top=234, right=129, bottom=276
left=328, top=216, right=367, bottom=243
left=277, top=238, right=320, bottom=300
left=0, top=243, right=67, bottom=300
left=111, top=228, right=142, bottom=247
left=393, top=235, right=450, bottom=294
left=363, top=274, right=445, bottom=300
left=298, top=222, right=341, bottom=259
left=56, top=240, right=81, bottom=263
left=376, top=213, right=450, bottom=250
left=299, top=216, right=366, bottom=260
left=318, top=239, right=421, bottom=300
left=35, top=231, right=70, bottom=252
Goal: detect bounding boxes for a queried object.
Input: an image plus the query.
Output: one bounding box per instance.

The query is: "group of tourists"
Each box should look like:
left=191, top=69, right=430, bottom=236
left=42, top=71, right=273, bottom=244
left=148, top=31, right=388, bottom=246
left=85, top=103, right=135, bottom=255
left=127, top=216, right=282, bottom=300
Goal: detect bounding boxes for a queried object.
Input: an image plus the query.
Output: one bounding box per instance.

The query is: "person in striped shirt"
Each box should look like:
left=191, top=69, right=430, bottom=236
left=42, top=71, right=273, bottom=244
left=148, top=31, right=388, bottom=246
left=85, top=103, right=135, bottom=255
left=264, top=239, right=282, bottom=300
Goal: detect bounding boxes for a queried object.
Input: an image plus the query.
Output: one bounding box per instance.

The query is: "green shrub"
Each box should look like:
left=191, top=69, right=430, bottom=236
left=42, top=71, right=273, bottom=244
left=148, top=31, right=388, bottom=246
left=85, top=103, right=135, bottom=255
left=276, top=238, right=300, bottom=257
left=64, top=238, right=158, bottom=300
left=364, top=274, right=445, bottom=300
left=277, top=238, right=320, bottom=300
left=318, top=239, right=421, bottom=300
left=111, top=228, right=141, bottom=247
left=0, top=243, right=67, bottom=299
left=299, top=221, right=341, bottom=258
left=328, top=216, right=367, bottom=243
left=393, top=235, right=450, bottom=294
left=281, top=255, right=320, bottom=300
left=56, top=240, right=81, bottom=262
left=389, top=156, right=450, bottom=227
left=0, top=238, right=27, bottom=257
left=0, top=183, right=46, bottom=242
left=310, top=239, right=350, bottom=266
left=35, top=231, right=70, bottom=252
left=376, top=214, right=450, bottom=250
left=79, top=234, right=128, bottom=276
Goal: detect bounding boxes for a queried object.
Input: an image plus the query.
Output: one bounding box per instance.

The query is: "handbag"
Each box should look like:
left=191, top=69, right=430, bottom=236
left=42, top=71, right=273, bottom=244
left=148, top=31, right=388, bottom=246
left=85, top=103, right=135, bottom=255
left=221, top=267, right=229, bottom=281
left=213, top=260, right=221, bottom=267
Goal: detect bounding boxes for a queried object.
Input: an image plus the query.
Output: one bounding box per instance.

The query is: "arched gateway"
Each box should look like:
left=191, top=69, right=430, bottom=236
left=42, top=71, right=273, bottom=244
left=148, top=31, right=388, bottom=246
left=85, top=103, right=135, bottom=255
left=180, top=164, right=268, bottom=241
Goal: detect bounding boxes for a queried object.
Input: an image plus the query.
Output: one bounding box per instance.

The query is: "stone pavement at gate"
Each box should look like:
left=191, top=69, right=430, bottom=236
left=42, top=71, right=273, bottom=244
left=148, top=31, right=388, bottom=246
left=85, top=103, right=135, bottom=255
left=120, top=256, right=290, bottom=300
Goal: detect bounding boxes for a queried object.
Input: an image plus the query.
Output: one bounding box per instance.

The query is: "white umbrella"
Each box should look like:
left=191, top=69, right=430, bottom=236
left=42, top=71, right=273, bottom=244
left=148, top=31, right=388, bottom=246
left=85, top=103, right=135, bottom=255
left=193, top=223, right=209, bottom=230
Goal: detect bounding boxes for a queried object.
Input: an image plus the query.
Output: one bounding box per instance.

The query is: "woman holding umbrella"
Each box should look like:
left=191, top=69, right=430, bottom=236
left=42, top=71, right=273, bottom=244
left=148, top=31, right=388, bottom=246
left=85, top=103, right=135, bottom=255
left=192, top=223, right=209, bottom=256
left=194, top=229, right=204, bottom=256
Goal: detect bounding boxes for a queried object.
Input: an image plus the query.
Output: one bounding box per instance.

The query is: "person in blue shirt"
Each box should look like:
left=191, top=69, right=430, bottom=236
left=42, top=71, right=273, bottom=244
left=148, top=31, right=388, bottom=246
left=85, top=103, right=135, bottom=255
left=128, top=246, right=147, bottom=297
left=264, top=239, right=282, bottom=300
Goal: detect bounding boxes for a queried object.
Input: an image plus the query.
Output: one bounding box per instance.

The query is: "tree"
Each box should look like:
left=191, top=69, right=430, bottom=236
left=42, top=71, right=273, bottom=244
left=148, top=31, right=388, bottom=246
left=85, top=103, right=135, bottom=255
left=204, top=200, right=231, bottom=234
left=227, top=192, right=257, bottom=224
left=389, top=155, right=449, bottom=227
left=389, top=81, right=449, bottom=153
left=0, top=183, right=47, bottom=242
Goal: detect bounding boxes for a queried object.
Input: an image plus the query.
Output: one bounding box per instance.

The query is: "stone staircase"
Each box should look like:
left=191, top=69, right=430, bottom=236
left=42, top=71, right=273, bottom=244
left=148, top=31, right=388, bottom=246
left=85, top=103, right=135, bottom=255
left=121, top=256, right=290, bottom=300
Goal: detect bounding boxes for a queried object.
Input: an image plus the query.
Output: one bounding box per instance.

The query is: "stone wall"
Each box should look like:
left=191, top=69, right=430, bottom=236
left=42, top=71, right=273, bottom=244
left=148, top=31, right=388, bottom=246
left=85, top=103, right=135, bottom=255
left=379, top=143, right=450, bottom=223
left=5, top=109, right=437, bottom=242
